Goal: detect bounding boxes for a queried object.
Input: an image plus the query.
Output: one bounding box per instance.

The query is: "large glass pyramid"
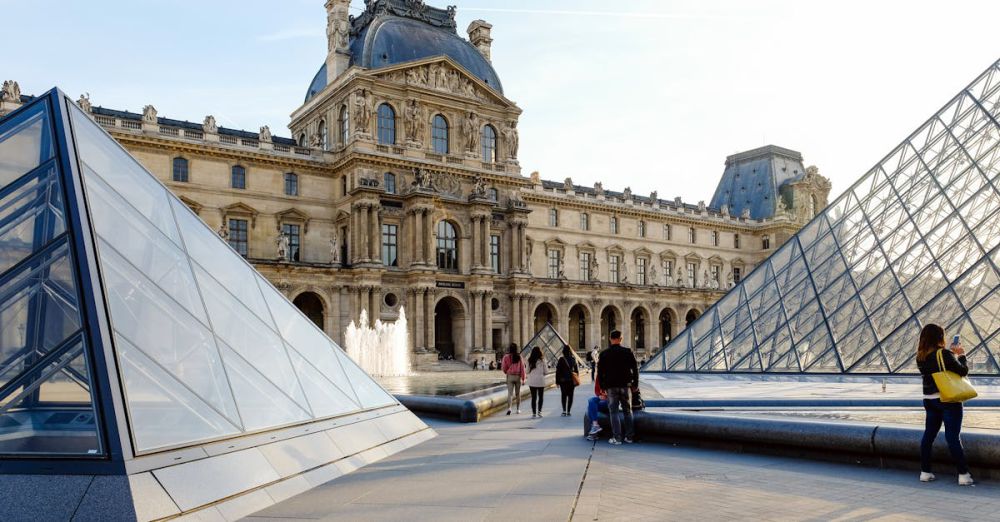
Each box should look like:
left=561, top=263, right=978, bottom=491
left=645, top=59, right=1000, bottom=375
left=0, top=90, right=430, bottom=519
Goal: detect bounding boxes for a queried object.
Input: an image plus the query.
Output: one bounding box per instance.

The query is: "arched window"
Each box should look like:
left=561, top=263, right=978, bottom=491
left=172, top=157, right=189, bottom=182
left=488, top=188, right=499, bottom=202
left=317, top=119, right=328, bottom=150
left=339, top=105, right=349, bottom=145
left=231, top=165, right=246, bottom=189
left=377, top=103, right=396, bottom=145
left=297, top=133, right=306, bottom=147
left=810, top=194, right=819, bottom=217
left=284, top=172, right=298, bottom=196
left=384, top=172, right=397, bottom=194
left=436, top=221, right=458, bottom=270
left=481, top=124, right=497, bottom=163
left=432, top=114, right=449, bottom=154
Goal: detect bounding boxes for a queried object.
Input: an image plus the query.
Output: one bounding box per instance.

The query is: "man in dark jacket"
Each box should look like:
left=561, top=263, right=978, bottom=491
left=596, top=330, right=637, bottom=444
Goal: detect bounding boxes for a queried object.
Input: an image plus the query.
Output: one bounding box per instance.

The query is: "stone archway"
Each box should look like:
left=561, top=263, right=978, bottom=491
left=533, top=302, right=558, bottom=334
left=658, top=308, right=676, bottom=347
left=599, top=305, right=622, bottom=348
left=685, top=308, right=701, bottom=328
left=630, top=306, right=650, bottom=354
left=434, top=296, right=466, bottom=360
left=293, top=292, right=325, bottom=329
left=568, top=304, right=589, bottom=352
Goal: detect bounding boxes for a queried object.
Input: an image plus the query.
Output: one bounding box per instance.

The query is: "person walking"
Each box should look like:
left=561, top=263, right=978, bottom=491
left=526, top=346, right=546, bottom=418
left=501, top=344, right=526, bottom=416
left=556, top=345, right=580, bottom=416
left=916, top=324, right=973, bottom=486
left=596, top=330, right=637, bottom=445
left=586, top=375, right=609, bottom=440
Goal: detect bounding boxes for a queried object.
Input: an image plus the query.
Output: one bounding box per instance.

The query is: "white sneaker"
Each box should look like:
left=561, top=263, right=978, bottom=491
left=588, top=424, right=602, bottom=436
left=959, top=473, right=974, bottom=486
left=919, top=472, right=935, bottom=482
left=531, top=413, right=537, bottom=418
left=608, top=438, right=622, bottom=445
left=516, top=409, right=521, bottom=414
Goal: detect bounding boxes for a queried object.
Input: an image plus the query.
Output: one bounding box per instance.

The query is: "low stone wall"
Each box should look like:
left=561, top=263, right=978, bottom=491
left=397, top=376, right=556, bottom=423
left=585, top=410, right=1000, bottom=478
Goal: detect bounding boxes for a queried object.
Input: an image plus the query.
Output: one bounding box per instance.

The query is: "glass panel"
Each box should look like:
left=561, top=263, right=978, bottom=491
left=336, top=347, right=396, bottom=408
left=219, top=342, right=311, bottom=431
left=287, top=350, right=360, bottom=417
left=837, top=324, right=880, bottom=371
left=870, top=290, right=913, bottom=341
left=883, top=319, right=921, bottom=372
left=0, top=103, right=53, bottom=188
left=117, top=334, right=240, bottom=453
left=968, top=287, right=1000, bottom=341
left=0, top=163, right=65, bottom=273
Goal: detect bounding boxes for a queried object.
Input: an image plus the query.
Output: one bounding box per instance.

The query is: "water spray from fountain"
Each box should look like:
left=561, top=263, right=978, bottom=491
left=345, top=307, right=411, bottom=377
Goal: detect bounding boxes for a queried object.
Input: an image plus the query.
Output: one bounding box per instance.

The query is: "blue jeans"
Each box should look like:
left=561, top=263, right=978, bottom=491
left=587, top=396, right=608, bottom=423
left=606, top=387, right=634, bottom=441
left=921, top=398, right=968, bottom=474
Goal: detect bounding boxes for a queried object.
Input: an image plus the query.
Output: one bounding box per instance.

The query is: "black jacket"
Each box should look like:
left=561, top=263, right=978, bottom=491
left=555, top=356, right=579, bottom=385
left=597, top=344, right=638, bottom=389
left=917, top=349, right=969, bottom=395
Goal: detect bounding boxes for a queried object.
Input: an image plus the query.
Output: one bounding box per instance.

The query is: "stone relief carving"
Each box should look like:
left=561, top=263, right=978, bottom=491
left=433, top=171, right=461, bottom=196
left=353, top=89, right=373, bottom=135
left=387, top=63, right=492, bottom=101
left=1, top=80, right=21, bottom=103
left=471, top=174, right=487, bottom=198
left=203, top=115, right=218, bottom=134
left=142, top=105, right=157, bottom=124
left=76, top=93, right=92, bottom=113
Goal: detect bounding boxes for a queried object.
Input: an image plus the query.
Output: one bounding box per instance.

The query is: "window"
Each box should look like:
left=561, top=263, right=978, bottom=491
left=282, top=223, right=301, bottom=262
left=432, top=114, right=449, bottom=154
left=382, top=224, right=398, bottom=267
left=547, top=249, right=561, bottom=279
left=436, top=221, right=458, bottom=270
left=664, top=224, right=671, bottom=241
left=228, top=219, right=248, bottom=257
left=548, top=208, right=559, bottom=227
left=639, top=220, right=646, bottom=238
left=318, top=119, right=328, bottom=150
left=490, top=234, right=501, bottom=273
left=686, top=262, right=697, bottom=288
left=384, top=172, right=396, bottom=194
left=231, top=165, right=246, bottom=189
left=610, top=255, right=621, bottom=283
left=580, top=213, right=590, bottom=231
left=172, top=157, right=189, bottom=182
left=580, top=252, right=592, bottom=280
left=341, top=176, right=348, bottom=197
left=711, top=230, right=719, bottom=247
left=663, top=260, right=673, bottom=281
left=297, top=133, right=306, bottom=147
left=339, top=105, right=349, bottom=145
left=284, top=172, right=298, bottom=196
left=733, top=267, right=742, bottom=283
left=637, top=258, right=647, bottom=285
left=482, top=124, right=497, bottom=163
left=610, top=216, right=619, bottom=234
left=711, top=265, right=720, bottom=286
left=488, top=188, right=499, bottom=202
left=688, top=227, right=696, bottom=244
left=734, top=233, right=740, bottom=249
left=762, top=235, right=771, bottom=249
left=377, top=103, right=396, bottom=145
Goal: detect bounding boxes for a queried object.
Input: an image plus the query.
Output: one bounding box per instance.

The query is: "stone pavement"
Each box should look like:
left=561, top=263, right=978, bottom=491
left=246, top=386, right=1000, bottom=521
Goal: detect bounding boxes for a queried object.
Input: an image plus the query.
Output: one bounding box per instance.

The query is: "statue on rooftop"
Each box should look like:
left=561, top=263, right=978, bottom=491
left=563, top=177, right=573, bottom=192
left=142, top=105, right=157, bottom=124
left=1, top=80, right=21, bottom=103
left=203, top=115, right=218, bottom=134
left=77, top=93, right=92, bottom=113
left=622, top=187, right=632, bottom=200
left=741, top=208, right=751, bottom=219
left=594, top=182, right=604, bottom=196
left=259, top=125, right=272, bottom=143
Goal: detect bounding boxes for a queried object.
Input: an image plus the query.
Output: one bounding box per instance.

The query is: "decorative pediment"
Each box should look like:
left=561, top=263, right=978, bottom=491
left=543, top=237, right=567, bottom=249
left=731, top=257, right=747, bottom=267
left=221, top=202, right=259, bottom=228
left=606, top=244, right=625, bottom=254
left=179, top=196, right=203, bottom=215
left=708, top=255, right=725, bottom=264
left=369, top=57, right=518, bottom=109
left=334, top=210, right=351, bottom=223
left=659, top=249, right=679, bottom=260
left=276, top=207, right=311, bottom=233
left=684, top=252, right=703, bottom=262
left=634, top=247, right=654, bottom=258
left=577, top=240, right=597, bottom=251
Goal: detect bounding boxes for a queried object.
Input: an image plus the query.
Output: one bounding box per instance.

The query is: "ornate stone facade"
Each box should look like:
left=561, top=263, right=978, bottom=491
left=2, top=1, right=830, bottom=366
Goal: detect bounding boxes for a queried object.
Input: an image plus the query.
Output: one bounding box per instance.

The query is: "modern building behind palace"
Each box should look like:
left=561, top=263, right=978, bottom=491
left=0, top=0, right=831, bottom=366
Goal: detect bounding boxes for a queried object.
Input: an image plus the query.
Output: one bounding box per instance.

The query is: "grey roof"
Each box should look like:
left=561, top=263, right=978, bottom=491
left=306, top=1, right=503, bottom=102
left=709, top=145, right=808, bottom=220
left=91, top=106, right=298, bottom=146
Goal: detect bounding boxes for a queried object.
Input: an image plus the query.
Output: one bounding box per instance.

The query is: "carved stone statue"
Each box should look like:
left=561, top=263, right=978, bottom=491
left=276, top=233, right=290, bottom=261
left=310, top=132, right=323, bottom=149
left=650, top=190, right=658, bottom=202
left=217, top=223, right=228, bottom=239
left=777, top=197, right=789, bottom=215
left=620, top=262, right=629, bottom=284
left=677, top=267, right=686, bottom=288
left=721, top=204, right=730, bottom=217
left=463, top=111, right=480, bottom=152
left=404, top=99, right=422, bottom=141
left=590, top=256, right=599, bottom=280
left=594, top=182, right=604, bottom=196
left=525, top=240, right=533, bottom=272
left=649, top=265, right=657, bottom=286
left=77, top=93, right=92, bottom=113
left=727, top=270, right=734, bottom=289
left=563, top=177, right=574, bottom=192
left=203, top=115, right=218, bottom=134
left=698, top=200, right=707, bottom=213
left=353, top=90, right=373, bottom=134
left=622, top=187, right=632, bottom=201
left=741, top=208, right=751, bottom=219
left=1, top=80, right=21, bottom=103
left=330, top=233, right=340, bottom=264
left=503, top=121, right=519, bottom=159
left=471, top=175, right=487, bottom=198
left=259, top=125, right=272, bottom=143
left=411, top=167, right=428, bottom=189
left=142, top=105, right=157, bottom=124
left=702, top=270, right=710, bottom=289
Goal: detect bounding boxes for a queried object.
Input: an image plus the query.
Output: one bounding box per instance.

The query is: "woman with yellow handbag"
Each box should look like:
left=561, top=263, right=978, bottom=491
left=916, top=324, right=974, bottom=486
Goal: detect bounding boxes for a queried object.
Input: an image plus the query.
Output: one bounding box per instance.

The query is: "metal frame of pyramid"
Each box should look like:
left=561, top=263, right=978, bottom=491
left=521, top=323, right=586, bottom=373
left=645, top=59, right=1000, bottom=376
left=0, top=90, right=433, bottom=521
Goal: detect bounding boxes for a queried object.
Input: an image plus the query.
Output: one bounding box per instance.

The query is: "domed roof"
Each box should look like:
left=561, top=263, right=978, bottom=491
left=305, top=2, right=503, bottom=102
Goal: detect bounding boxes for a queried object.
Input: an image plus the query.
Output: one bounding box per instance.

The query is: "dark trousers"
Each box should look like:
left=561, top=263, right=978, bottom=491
left=921, top=398, right=969, bottom=474
left=560, top=383, right=575, bottom=412
left=606, top=387, right=634, bottom=441
left=529, top=386, right=545, bottom=414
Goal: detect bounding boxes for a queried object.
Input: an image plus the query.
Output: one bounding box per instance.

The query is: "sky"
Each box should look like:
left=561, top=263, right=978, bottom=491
left=4, top=0, right=1000, bottom=203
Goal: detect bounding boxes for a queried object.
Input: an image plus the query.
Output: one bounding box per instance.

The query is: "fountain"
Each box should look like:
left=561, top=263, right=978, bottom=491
left=345, top=308, right=411, bottom=377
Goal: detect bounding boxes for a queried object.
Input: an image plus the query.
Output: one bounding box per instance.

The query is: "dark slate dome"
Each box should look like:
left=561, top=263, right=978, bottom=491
left=305, top=2, right=503, bottom=102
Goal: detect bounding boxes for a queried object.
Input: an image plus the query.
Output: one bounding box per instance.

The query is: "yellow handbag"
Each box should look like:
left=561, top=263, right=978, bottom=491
left=932, top=349, right=978, bottom=403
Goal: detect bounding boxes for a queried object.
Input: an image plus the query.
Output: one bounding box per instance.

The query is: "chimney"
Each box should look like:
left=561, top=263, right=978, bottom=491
left=467, top=20, right=493, bottom=62
left=325, top=0, right=351, bottom=83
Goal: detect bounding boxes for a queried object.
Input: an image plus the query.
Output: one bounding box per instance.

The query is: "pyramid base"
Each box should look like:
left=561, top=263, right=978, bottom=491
left=0, top=407, right=434, bottom=522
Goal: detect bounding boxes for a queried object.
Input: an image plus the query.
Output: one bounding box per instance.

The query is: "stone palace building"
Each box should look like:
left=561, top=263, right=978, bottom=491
left=1, top=0, right=830, bottom=366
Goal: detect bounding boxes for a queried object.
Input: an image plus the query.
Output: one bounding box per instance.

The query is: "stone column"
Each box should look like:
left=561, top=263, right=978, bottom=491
left=424, top=289, right=435, bottom=352
left=369, top=287, right=378, bottom=326
left=470, top=216, right=481, bottom=268
left=370, top=205, right=381, bottom=263
left=359, top=204, right=370, bottom=263
left=425, top=210, right=435, bottom=266
left=413, top=209, right=423, bottom=266
left=511, top=295, right=521, bottom=349
left=331, top=286, right=343, bottom=345
left=483, top=292, right=492, bottom=352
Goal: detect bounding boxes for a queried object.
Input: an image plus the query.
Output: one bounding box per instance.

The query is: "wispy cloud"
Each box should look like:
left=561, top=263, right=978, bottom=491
left=461, top=7, right=719, bottom=19
left=257, top=27, right=321, bottom=42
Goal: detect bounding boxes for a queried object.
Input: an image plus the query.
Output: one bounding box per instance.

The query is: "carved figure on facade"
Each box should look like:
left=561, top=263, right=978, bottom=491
left=310, top=132, right=323, bottom=149
left=330, top=232, right=340, bottom=264
left=503, top=121, right=519, bottom=159
left=525, top=240, right=533, bottom=272
left=721, top=204, right=730, bottom=217
left=727, top=270, right=735, bottom=289
left=590, top=256, right=599, bottom=281
left=259, top=125, right=273, bottom=143
left=463, top=111, right=480, bottom=152
left=698, top=200, right=707, bottom=213
left=741, top=208, right=751, bottom=219
left=563, top=177, right=573, bottom=192
left=76, top=93, right=92, bottom=113
left=677, top=267, right=686, bottom=288
left=404, top=99, right=424, bottom=142
left=471, top=174, right=487, bottom=198
left=620, top=261, right=629, bottom=284
left=594, top=182, right=604, bottom=197
left=142, top=105, right=157, bottom=124
left=649, top=265, right=657, bottom=286
left=622, top=187, right=632, bottom=201
left=217, top=223, right=228, bottom=239
left=411, top=167, right=430, bottom=190
left=203, top=115, right=218, bottom=134
left=353, top=90, right=373, bottom=135
left=327, top=0, right=351, bottom=52
left=1, top=81, right=21, bottom=103
left=776, top=197, right=789, bottom=216
left=702, top=270, right=710, bottom=289
left=276, top=232, right=290, bottom=261
left=650, top=190, right=658, bottom=203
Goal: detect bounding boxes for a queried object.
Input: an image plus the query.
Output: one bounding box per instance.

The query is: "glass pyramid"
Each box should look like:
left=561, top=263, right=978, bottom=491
left=0, top=90, right=402, bottom=459
left=645, top=59, right=1000, bottom=375
left=522, top=323, right=586, bottom=373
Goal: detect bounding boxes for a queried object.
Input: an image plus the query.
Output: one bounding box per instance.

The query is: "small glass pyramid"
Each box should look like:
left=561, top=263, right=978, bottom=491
left=522, top=323, right=585, bottom=373
left=645, top=59, right=1000, bottom=375
left=0, top=90, right=408, bottom=460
